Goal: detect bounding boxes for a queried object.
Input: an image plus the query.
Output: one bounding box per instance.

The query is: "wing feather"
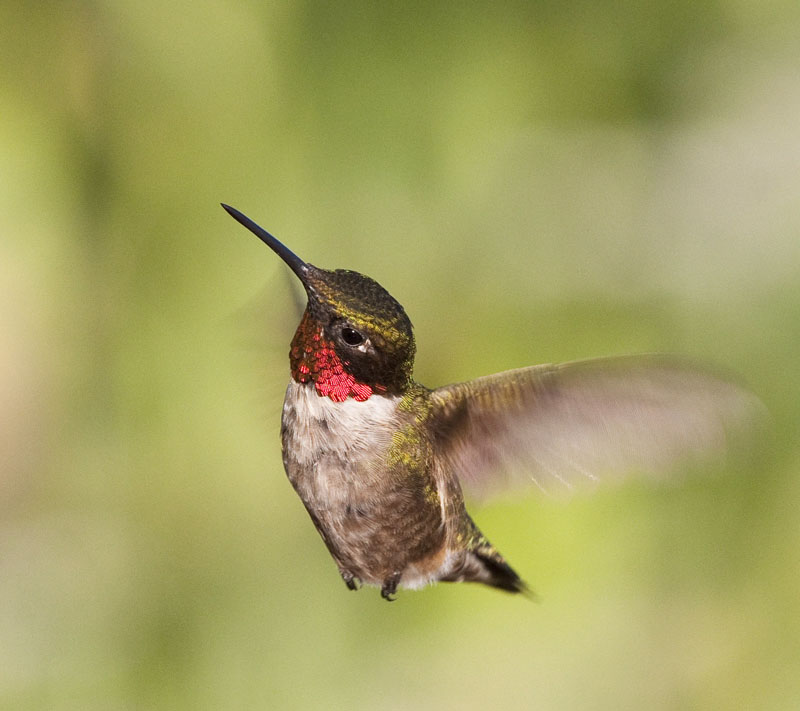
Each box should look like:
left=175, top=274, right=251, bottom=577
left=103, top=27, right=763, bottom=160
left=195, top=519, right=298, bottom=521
left=429, top=355, right=764, bottom=498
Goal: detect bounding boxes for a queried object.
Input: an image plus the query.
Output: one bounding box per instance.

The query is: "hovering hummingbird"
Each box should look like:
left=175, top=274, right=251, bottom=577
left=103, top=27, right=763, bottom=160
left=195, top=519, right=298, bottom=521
left=222, top=204, right=760, bottom=601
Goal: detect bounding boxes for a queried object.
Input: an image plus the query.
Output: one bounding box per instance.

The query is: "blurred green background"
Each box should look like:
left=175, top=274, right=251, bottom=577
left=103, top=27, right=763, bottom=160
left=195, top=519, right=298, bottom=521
left=1, top=2, right=799, bottom=709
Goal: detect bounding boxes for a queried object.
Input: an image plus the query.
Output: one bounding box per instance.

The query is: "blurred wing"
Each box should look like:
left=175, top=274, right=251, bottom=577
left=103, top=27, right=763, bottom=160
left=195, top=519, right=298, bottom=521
left=429, top=355, right=765, bottom=498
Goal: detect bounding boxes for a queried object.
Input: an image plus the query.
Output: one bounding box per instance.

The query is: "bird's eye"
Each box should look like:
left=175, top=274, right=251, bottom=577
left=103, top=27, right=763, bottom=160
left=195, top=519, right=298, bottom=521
left=341, top=327, right=365, bottom=346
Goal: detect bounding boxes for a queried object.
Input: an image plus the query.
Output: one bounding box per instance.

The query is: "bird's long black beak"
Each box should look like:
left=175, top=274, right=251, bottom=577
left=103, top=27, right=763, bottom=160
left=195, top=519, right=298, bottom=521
left=221, top=204, right=310, bottom=282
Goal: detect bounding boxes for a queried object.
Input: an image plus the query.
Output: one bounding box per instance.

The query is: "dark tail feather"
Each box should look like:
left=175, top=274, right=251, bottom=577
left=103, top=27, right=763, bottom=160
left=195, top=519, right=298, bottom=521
left=473, top=547, right=534, bottom=597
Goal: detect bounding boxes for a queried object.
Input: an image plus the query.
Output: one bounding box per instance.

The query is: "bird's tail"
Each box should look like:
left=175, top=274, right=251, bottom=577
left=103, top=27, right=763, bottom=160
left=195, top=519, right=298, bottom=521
left=471, top=544, right=532, bottom=596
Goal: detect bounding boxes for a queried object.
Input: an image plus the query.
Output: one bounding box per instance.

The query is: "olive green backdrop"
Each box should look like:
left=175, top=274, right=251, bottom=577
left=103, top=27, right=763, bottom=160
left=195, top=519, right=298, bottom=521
left=1, top=2, right=798, bottom=709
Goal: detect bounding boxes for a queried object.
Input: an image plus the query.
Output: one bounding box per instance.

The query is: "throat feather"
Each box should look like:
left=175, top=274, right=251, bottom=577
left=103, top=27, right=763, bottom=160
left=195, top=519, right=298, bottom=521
left=289, top=314, right=381, bottom=402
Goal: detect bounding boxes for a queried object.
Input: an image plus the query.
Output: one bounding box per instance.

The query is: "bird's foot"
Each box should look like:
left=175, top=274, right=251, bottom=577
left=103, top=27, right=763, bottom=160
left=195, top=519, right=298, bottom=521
left=380, top=573, right=402, bottom=602
left=341, top=571, right=361, bottom=591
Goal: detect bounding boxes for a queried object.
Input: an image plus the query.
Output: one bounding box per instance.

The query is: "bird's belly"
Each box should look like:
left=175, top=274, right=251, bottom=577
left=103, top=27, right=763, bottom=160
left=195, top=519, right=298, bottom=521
left=281, top=381, right=405, bottom=577
left=285, top=448, right=405, bottom=584
left=280, top=381, right=448, bottom=585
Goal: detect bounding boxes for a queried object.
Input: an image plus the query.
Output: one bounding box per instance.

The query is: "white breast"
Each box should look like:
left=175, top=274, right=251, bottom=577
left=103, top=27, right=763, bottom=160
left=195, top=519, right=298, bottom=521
left=281, top=382, right=402, bottom=507
left=282, top=382, right=400, bottom=463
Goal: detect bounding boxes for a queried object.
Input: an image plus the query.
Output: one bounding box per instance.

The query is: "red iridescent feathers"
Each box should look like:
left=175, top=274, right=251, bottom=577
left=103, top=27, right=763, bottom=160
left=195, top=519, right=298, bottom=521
left=290, top=313, right=381, bottom=402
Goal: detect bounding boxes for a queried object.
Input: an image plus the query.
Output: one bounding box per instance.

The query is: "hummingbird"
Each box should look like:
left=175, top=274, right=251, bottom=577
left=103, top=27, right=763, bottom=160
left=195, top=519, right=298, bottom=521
left=222, top=204, right=761, bottom=601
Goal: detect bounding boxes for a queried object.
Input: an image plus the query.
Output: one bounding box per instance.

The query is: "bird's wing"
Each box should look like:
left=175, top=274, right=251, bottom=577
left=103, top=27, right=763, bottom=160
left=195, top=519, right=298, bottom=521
left=428, top=355, right=765, bottom=498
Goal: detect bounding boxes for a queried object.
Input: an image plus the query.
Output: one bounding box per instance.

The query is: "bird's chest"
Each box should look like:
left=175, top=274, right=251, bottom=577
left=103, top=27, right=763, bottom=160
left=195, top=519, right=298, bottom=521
left=281, top=381, right=400, bottom=509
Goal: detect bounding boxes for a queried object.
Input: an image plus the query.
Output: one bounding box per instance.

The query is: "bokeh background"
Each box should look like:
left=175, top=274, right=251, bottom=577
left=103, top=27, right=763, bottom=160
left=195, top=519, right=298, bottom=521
left=2, top=2, right=799, bottom=709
